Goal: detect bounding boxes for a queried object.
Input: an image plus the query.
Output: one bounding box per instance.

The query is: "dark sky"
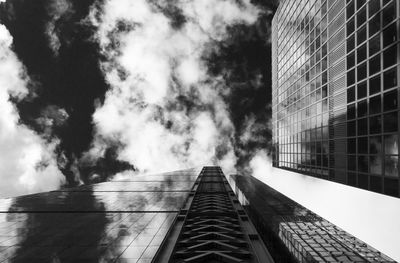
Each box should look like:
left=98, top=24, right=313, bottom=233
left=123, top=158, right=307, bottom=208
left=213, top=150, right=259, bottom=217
left=0, top=0, right=278, bottom=188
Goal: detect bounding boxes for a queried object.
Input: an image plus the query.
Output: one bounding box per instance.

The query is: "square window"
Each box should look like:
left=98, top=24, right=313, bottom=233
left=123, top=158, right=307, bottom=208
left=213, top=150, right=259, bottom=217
left=358, top=137, right=368, bottom=153
left=348, top=120, right=356, bottom=136
left=382, top=1, right=396, bottom=27
left=383, top=23, right=397, bottom=47
left=348, top=34, right=357, bottom=54
left=369, top=95, right=381, bottom=114
left=384, top=134, right=398, bottom=155
left=357, top=62, right=367, bottom=80
left=370, top=176, right=382, bottom=192
left=358, top=173, right=369, bottom=189
left=357, top=6, right=367, bottom=26
left=322, top=85, right=328, bottom=98
left=383, top=68, right=397, bottom=90
left=370, top=115, right=382, bottom=134
left=369, top=75, right=381, bottom=95
left=321, top=2, right=327, bottom=16
left=358, top=118, right=368, bottom=135
left=370, top=156, right=383, bottom=176
left=357, top=82, right=367, bottom=99
left=357, top=44, right=367, bottom=63
left=347, top=86, right=355, bottom=102
left=347, top=51, right=355, bottom=68
left=383, top=90, right=398, bottom=111
left=348, top=172, right=357, bottom=186
left=369, top=12, right=381, bottom=36
left=384, top=178, right=398, bottom=196
left=357, top=25, right=367, bottom=44
left=384, top=155, right=398, bottom=177
left=369, top=0, right=380, bottom=17
left=348, top=155, right=357, bottom=170
left=347, top=17, right=355, bottom=36
left=369, top=54, right=381, bottom=75
left=383, top=45, right=397, bottom=68
left=357, top=0, right=365, bottom=10
left=369, top=34, right=381, bottom=56
left=358, top=155, right=369, bottom=172
left=370, top=135, right=382, bottom=154
left=384, top=111, right=398, bottom=132
left=348, top=69, right=355, bottom=85
left=348, top=103, right=356, bottom=119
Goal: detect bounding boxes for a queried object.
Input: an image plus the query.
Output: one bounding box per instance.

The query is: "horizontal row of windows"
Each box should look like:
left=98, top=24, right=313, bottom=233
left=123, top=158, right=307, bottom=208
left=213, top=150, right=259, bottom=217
left=277, top=134, right=399, bottom=155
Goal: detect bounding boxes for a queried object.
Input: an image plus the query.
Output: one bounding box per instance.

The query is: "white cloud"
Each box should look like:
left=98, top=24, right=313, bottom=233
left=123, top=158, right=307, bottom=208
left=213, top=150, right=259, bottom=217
left=249, top=150, right=400, bottom=262
left=45, top=0, right=74, bottom=56
left=0, top=24, right=65, bottom=198
left=86, top=0, right=260, bottom=176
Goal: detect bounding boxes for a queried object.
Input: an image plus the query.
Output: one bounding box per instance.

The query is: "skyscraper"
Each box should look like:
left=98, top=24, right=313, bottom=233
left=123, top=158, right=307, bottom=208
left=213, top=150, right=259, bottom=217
left=271, top=0, right=399, bottom=197
left=0, top=166, right=394, bottom=262
left=0, top=168, right=200, bottom=262
left=229, top=173, right=396, bottom=262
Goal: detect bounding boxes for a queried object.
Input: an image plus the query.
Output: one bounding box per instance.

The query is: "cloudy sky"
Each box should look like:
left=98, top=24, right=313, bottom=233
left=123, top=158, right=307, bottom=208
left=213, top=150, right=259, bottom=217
left=0, top=0, right=399, bottom=261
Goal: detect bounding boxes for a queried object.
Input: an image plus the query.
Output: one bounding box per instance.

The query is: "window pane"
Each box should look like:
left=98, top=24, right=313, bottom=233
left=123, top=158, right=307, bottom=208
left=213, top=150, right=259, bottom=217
left=347, top=35, right=355, bottom=53
left=369, top=12, right=381, bottom=36
left=348, top=155, right=357, bottom=170
left=369, top=0, right=380, bottom=17
left=348, top=103, right=356, bottom=119
left=358, top=174, right=369, bottom=189
left=384, top=155, right=398, bottom=177
left=383, top=68, right=397, bottom=90
left=384, top=178, right=398, bottom=196
left=347, top=86, right=355, bottom=102
left=383, top=23, right=397, bottom=47
left=358, top=155, right=369, bottom=172
left=348, top=138, right=356, bottom=153
left=369, top=75, right=381, bottom=95
left=385, top=134, right=399, bottom=155
left=382, top=1, right=396, bottom=27
left=348, top=69, right=355, bottom=85
left=348, top=172, right=357, bottom=186
left=348, top=120, right=356, bottom=136
left=358, top=137, right=368, bottom=153
left=347, top=51, right=355, bottom=68
left=357, top=6, right=367, bottom=26
left=384, top=111, right=398, bottom=132
left=369, top=95, right=381, bottom=114
left=383, top=90, right=398, bottom=111
left=358, top=118, right=368, bottom=135
left=369, top=34, right=380, bottom=56
left=357, top=82, right=367, bottom=99
left=357, top=25, right=367, bottom=44
left=370, top=115, right=382, bottom=134
left=370, top=175, right=382, bottom=191
left=370, top=135, right=382, bottom=154
left=383, top=45, right=397, bottom=68
left=357, top=62, right=367, bottom=80
left=357, top=44, right=367, bottom=63
left=369, top=54, right=381, bottom=75
left=347, top=17, right=355, bottom=35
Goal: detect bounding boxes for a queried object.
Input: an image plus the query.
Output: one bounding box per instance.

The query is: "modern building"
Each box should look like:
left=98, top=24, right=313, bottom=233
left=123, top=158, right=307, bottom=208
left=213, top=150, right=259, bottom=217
left=0, top=167, right=272, bottom=262
left=229, top=173, right=396, bottom=262
left=0, top=166, right=394, bottom=262
left=271, top=0, right=400, bottom=197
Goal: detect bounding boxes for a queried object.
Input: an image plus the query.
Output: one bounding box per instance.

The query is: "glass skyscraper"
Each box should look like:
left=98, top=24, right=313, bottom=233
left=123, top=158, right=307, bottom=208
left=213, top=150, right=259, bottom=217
left=0, top=166, right=394, bottom=262
left=272, top=0, right=399, bottom=197
left=0, top=168, right=200, bottom=262
left=229, top=173, right=396, bottom=262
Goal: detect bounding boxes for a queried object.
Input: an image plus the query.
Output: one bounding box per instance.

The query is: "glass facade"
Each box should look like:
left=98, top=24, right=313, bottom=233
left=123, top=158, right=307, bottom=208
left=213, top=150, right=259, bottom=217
left=230, top=174, right=396, bottom=262
left=0, top=169, right=199, bottom=262
left=272, top=0, right=400, bottom=197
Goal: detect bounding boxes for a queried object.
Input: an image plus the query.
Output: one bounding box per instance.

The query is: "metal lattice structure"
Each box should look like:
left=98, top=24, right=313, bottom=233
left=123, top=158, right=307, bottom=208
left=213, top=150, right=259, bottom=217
left=153, top=166, right=274, bottom=263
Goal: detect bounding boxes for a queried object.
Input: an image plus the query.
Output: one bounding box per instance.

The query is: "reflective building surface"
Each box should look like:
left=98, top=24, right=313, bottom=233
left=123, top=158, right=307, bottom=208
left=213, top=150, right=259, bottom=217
left=0, top=169, right=199, bottom=262
left=229, top=174, right=396, bottom=263
left=271, top=0, right=400, bottom=197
